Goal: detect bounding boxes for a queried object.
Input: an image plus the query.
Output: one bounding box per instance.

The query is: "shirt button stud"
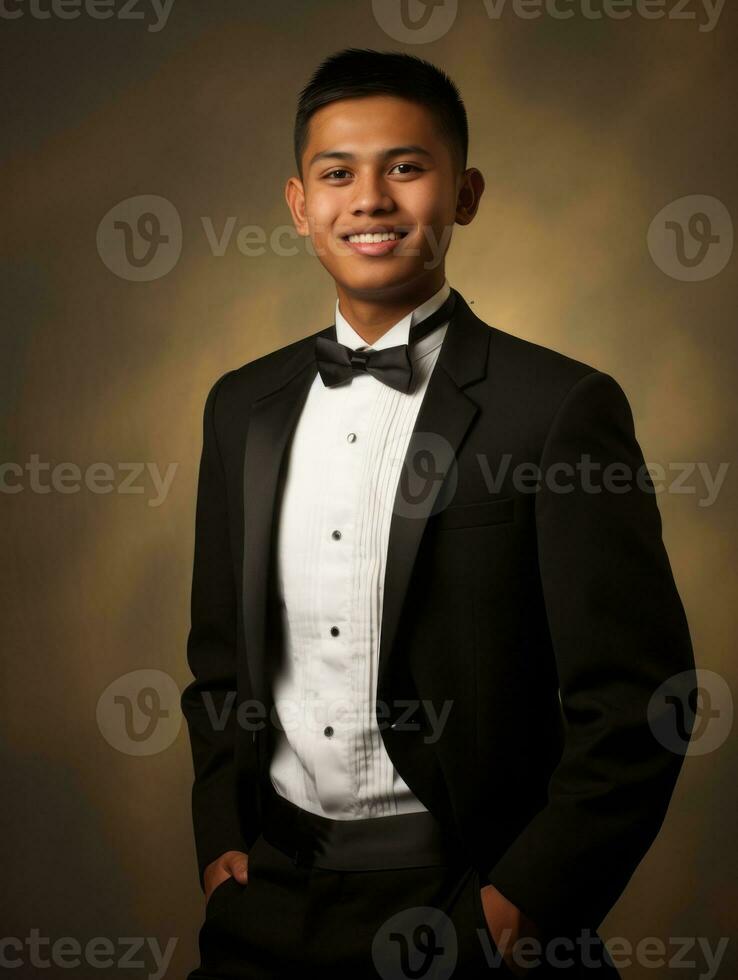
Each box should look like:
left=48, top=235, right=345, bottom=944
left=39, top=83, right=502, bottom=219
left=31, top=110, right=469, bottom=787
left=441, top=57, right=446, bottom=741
left=331, top=529, right=342, bottom=540
left=324, top=726, right=334, bottom=738
left=330, top=626, right=340, bottom=637
left=347, top=432, right=357, bottom=443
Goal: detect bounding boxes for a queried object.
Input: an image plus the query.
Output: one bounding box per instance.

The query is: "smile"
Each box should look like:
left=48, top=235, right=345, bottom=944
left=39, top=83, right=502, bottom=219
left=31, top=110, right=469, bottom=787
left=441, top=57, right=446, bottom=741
left=341, top=230, right=409, bottom=256
left=345, top=231, right=406, bottom=243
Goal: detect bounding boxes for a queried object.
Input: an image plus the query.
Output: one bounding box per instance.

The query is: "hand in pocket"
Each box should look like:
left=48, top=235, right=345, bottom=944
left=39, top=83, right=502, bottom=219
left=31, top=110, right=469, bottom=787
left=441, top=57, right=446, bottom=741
left=479, top=882, right=543, bottom=977
left=204, top=850, right=249, bottom=903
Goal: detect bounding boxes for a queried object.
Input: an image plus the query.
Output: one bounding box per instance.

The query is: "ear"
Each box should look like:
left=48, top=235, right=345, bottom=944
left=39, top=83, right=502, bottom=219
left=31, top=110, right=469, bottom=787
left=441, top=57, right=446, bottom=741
left=285, top=176, right=310, bottom=237
left=455, top=168, right=485, bottom=227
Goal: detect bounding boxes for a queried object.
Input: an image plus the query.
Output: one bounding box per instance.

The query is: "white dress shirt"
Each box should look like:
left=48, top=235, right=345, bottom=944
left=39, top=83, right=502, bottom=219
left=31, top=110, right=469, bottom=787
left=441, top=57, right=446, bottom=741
left=269, top=280, right=452, bottom=819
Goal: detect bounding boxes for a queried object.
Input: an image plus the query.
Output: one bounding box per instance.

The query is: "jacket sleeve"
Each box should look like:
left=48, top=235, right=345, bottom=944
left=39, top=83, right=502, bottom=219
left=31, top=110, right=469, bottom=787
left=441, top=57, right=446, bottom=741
left=485, top=369, right=697, bottom=935
left=181, top=372, right=250, bottom=893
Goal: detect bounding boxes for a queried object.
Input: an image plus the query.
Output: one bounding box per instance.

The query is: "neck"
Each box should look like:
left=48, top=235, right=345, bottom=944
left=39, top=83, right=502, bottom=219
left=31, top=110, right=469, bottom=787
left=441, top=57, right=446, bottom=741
left=336, top=272, right=446, bottom=346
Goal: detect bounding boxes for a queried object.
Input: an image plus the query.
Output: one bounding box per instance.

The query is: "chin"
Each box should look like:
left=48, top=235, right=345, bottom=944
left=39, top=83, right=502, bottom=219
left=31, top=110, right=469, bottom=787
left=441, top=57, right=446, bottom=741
left=337, top=263, right=423, bottom=296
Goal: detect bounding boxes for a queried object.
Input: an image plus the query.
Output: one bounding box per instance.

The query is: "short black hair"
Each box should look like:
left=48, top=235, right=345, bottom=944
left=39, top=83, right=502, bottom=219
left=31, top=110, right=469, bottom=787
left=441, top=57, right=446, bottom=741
left=294, top=48, right=469, bottom=180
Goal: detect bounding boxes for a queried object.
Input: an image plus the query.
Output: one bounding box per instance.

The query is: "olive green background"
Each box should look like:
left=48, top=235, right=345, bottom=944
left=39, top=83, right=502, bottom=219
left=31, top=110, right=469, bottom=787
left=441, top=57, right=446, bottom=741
left=2, top=1, right=736, bottom=977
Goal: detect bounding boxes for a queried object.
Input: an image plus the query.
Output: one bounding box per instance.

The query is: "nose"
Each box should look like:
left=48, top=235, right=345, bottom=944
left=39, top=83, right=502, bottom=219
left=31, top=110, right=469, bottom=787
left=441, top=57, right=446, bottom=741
left=349, top=170, right=395, bottom=216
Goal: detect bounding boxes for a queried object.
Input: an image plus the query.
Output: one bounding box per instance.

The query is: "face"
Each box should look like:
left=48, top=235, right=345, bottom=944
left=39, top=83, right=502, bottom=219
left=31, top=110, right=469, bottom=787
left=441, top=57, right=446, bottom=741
left=285, top=95, right=484, bottom=303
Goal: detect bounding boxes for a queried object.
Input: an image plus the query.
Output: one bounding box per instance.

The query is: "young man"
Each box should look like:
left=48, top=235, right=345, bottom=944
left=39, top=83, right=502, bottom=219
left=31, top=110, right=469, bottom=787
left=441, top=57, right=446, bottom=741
left=182, top=49, right=696, bottom=979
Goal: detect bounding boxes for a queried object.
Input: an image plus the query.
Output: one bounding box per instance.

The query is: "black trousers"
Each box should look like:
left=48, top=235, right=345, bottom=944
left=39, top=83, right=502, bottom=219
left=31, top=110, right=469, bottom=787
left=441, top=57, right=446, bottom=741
left=187, top=791, right=619, bottom=979
left=188, top=831, right=508, bottom=979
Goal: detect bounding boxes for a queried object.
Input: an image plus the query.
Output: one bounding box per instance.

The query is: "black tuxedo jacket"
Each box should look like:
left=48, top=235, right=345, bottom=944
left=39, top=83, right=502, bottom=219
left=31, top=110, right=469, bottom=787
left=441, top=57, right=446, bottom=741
left=181, top=287, right=695, bottom=945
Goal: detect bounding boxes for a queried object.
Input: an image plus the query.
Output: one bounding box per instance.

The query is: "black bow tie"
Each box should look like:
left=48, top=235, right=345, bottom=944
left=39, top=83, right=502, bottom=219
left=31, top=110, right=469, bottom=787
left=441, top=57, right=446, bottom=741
left=315, top=291, right=457, bottom=394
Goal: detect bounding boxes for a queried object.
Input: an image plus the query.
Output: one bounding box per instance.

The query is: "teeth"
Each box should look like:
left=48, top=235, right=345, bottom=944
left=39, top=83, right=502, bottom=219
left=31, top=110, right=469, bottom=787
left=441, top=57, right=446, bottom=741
left=347, top=232, right=403, bottom=243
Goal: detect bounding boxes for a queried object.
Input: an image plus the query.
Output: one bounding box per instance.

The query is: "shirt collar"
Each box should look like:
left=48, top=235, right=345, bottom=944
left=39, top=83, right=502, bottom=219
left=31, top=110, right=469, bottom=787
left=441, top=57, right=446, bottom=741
left=335, top=280, right=451, bottom=352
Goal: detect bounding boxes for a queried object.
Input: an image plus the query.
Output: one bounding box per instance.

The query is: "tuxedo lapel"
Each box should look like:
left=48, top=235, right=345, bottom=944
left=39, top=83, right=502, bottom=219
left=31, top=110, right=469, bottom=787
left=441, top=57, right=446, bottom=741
left=241, top=347, right=315, bottom=711
left=376, top=290, right=490, bottom=692
left=241, top=288, right=490, bottom=710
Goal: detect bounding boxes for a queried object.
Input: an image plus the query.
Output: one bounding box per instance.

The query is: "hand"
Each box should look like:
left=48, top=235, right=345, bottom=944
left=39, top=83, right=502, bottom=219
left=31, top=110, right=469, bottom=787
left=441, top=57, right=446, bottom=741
left=204, top=850, right=249, bottom=903
left=479, top=883, right=543, bottom=977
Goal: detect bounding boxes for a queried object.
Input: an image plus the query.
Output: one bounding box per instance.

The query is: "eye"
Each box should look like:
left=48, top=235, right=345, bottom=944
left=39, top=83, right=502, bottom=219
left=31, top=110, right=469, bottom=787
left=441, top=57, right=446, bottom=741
left=389, top=163, right=423, bottom=175
left=323, top=169, right=352, bottom=180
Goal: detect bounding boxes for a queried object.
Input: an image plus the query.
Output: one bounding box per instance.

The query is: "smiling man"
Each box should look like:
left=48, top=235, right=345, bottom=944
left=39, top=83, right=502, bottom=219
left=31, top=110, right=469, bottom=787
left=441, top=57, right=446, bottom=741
left=182, top=49, right=696, bottom=979
left=285, top=79, right=480, bottom=333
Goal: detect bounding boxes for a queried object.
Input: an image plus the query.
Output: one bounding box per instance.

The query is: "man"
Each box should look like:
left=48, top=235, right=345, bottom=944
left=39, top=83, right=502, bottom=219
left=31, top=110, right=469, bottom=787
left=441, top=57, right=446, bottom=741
left=182, top=49, right=696, bottom=979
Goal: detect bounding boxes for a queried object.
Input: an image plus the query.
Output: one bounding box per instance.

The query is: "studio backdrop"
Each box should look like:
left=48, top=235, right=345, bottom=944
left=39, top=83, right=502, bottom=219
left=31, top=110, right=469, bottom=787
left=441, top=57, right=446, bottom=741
left=2, top=1, right=735, bottom=978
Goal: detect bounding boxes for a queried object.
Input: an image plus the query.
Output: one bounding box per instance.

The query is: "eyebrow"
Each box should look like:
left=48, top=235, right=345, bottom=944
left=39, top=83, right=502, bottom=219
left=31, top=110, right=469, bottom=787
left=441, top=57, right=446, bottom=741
left=308, top=144, right=433, bottom=170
